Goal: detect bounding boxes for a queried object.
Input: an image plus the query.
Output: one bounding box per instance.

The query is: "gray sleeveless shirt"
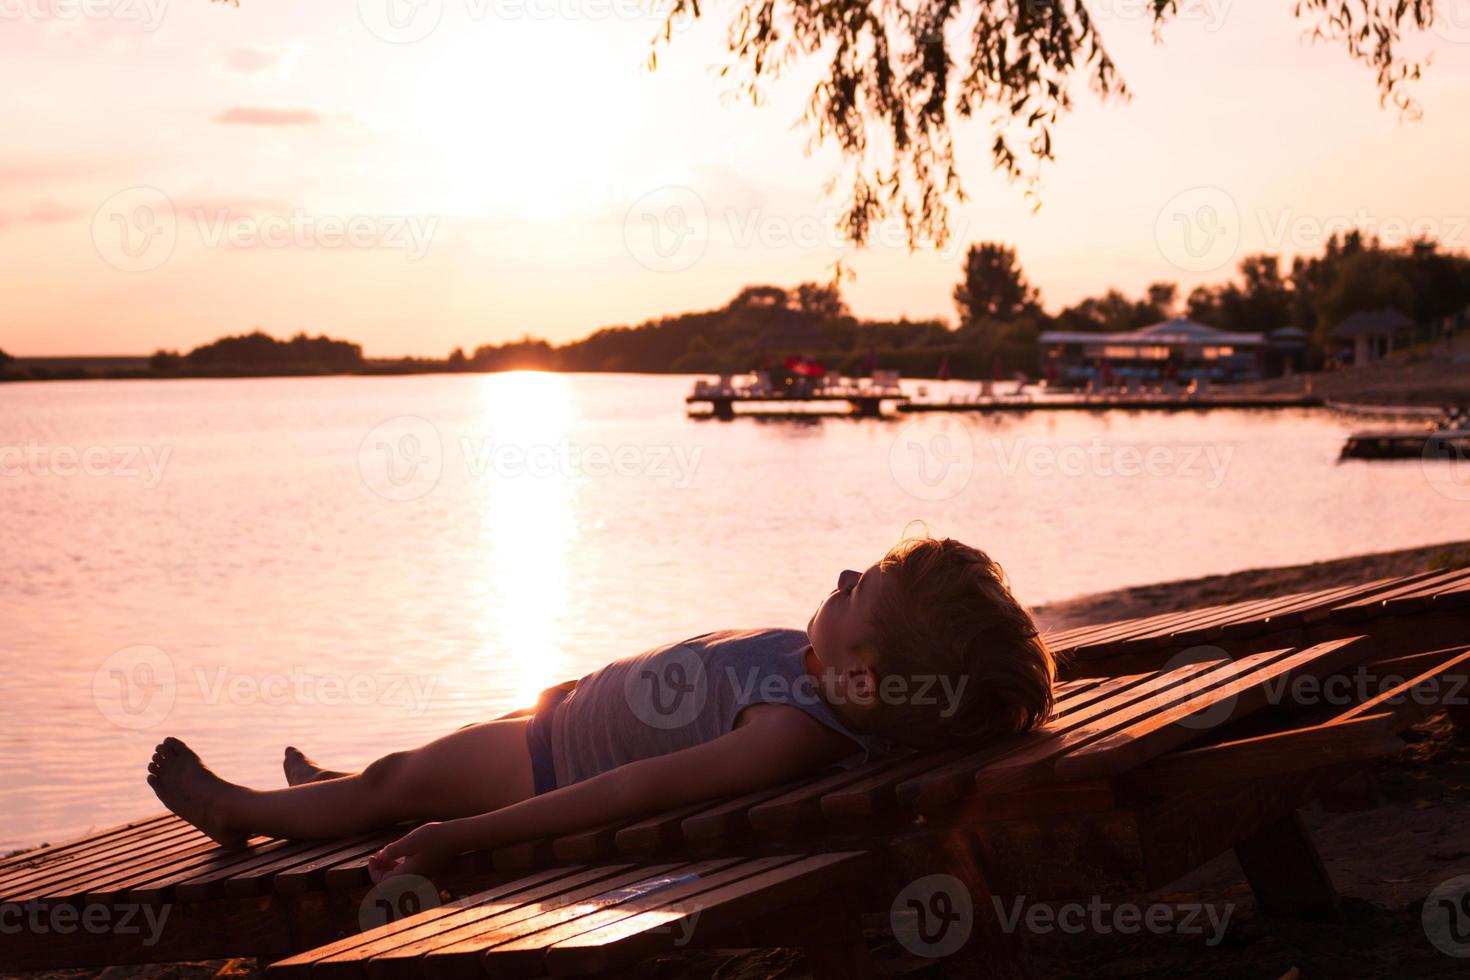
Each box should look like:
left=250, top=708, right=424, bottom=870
left=549, top=628, right=890, bottom=788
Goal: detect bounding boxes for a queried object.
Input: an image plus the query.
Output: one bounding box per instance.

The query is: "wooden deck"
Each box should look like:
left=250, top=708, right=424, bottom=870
left=3, top=568, right=1468, bottom=975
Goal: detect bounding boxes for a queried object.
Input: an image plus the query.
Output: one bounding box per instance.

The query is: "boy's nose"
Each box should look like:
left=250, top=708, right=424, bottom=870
left=837, top=569, right=860, bottom=592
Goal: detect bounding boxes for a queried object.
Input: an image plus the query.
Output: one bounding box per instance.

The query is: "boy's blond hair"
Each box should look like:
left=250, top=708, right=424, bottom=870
left=861, top=536, right=1056, bottom=748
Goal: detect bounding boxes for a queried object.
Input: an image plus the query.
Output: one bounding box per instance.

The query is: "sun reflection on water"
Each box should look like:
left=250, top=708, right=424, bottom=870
left=475, top=371, right=580, bottom=708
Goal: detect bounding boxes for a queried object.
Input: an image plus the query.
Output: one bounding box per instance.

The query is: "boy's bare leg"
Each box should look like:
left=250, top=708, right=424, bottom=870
left=283, top=746, right=351, bottom=785
left=148, top=720, right=535, bottom=846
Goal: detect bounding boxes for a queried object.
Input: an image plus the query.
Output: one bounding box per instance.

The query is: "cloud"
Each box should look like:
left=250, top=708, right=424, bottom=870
left=0, top=161, right=108, bottom=185
left=216, top=45, right=283, bottom=75
left=214, top=107, right=323, bottom=126
left=172, top=195, right=293, bottom=218
left=0, top=202, right=86, bottom=230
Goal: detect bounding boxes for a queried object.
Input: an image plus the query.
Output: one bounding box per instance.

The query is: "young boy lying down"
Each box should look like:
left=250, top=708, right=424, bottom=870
left=147, top=536, right=1055, bottom=881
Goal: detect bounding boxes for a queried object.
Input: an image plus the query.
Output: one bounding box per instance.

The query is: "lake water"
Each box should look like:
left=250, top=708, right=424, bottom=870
left=2, top=372, right=1462, bottom=851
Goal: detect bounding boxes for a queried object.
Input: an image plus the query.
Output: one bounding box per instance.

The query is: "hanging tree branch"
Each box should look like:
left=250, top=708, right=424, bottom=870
left=651, top=0, right=1437, bottom=248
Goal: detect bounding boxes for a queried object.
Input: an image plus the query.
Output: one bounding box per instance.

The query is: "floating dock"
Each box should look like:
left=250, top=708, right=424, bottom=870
left=687, top=387, right=909, bottom=419
left=897, top=393, right=1324, bottom=413
left=687, top=375, right=1327, bottom=419
left=1341, top=427, right=1470, bottom=460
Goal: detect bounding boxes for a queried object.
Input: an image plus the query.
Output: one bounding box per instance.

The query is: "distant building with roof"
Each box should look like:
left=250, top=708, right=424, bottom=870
left=1265, top=326, right=1311, bottom=375
left=1330, top=308, right=1413, bottom=366
left=1038, top=318, right=1266, bottom=386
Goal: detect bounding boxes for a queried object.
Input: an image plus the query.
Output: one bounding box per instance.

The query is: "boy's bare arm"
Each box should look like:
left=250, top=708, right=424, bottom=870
left=370, top=705, right=855, bottom=878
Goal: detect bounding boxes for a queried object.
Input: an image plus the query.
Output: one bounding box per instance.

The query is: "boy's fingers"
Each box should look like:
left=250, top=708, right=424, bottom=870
left=367, top=850, right=403, bottom=883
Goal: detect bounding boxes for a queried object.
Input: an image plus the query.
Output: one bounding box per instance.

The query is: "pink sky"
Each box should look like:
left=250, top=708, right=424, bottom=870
left=3, top=2, right=1469, bottom=356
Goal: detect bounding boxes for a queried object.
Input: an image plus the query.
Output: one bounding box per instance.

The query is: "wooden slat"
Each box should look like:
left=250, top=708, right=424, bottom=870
left=542, top=852, right=868, bottom=975
left=274, top=831, right=402, bottom=894
left=1141, top=589, right=1320, bottom=649
left=611, top=801, right=722, bottom=854
left=1230, top=577, right=1411, bottom=633
left=818, top=747, right=972, bottom=821
left=551, top=817, right=651, bottom=863
left=1333, top=648, right=1470, bottom=725
left=1052, top=572, right=1441, bottom=661
left=168, top=839, right=325, bottom=902
left=898, top=665, right=1221, bottom=811
left=1362, top=646, right=1470, bottom=677
left=1088, top=578, right=1385, bottom=657
left=966, top=648, right=1299, bottom=796
left=1331, top=569, right=1470, bottom=622
left=1429, top=576, right=1470, bottom=608
left=114, top=834, right=277, bottom=905
left=1165, top=588, right=1339, bottom=646
left=226, top=835, right=391, bottom=898
left=1069, top=605, right=1222, bottom=658
left=11, top=824, right=219, bottom=902
left=0, top=814, right=176, bottom=890
left=1386, top=567, right=1470, bottom=611
left=323, top=850, right=401, bottom=891
left=1059, top=602, right=1213, bottom=651
left=489, top=838, right=557, bottom=871
left=679, top=781, right=808, bottom=844
left=474, top=856, right=802, bottom=975
left=1119, top=713, right=1404, bottom=795
left=1052, top=636, right=1373, bottom=782
left=821, top=670, right=1155, bottom=818
left=746, top=755, right=920, bottom=832
left=324, top=866, right=642, bottom=980
left=0, top=819, right=200, bottom=899
left=744, top=677, right=1121, bottom=830
left=199, top=834, right=389, bottom=900
left=1043, top=614, right=1155, bottom=654
left=357, top=862, right=697, bottom=980
left=265, top=865, right=597, bottom=979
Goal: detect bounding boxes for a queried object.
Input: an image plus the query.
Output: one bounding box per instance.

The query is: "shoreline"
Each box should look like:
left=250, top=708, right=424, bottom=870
left=6, top=333, right=1470, bottom=410
left=1034, top=539, right=1470, bottom=634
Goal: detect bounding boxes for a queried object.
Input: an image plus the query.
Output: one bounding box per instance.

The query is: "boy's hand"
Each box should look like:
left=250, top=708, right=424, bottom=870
left=369, top=821, right=455, bottom=883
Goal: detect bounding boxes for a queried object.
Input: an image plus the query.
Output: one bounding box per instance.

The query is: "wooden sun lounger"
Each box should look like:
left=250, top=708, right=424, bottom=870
left=4, top=570, right=1469, bottom=976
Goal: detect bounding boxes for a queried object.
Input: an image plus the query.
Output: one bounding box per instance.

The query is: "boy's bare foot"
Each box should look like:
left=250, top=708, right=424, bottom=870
left=146, top=737, right=248, bottom=849
left=283, top=746, right=349, bottom=786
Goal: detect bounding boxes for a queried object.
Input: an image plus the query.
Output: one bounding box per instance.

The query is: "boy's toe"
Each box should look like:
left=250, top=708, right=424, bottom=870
left=164, top=737, right=198, bottom=759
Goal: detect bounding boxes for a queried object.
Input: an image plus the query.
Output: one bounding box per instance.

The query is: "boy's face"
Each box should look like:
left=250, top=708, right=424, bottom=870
left=806, top=562, right=885, bottom=719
